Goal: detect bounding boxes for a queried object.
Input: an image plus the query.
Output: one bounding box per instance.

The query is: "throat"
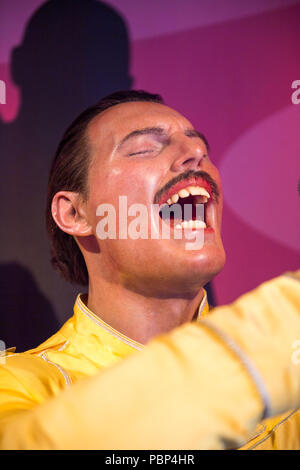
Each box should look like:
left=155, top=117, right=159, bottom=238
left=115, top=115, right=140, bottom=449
left=87, top=281, right=206, bottom=345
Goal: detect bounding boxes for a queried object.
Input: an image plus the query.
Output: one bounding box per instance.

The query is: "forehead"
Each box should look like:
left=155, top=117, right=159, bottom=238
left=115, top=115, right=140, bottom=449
left=87, top=101, right=193, bottom=152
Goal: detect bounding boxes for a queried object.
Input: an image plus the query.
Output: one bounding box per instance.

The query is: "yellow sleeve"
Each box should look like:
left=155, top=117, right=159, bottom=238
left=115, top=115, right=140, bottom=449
left=0, top=272, right=299, bottom=450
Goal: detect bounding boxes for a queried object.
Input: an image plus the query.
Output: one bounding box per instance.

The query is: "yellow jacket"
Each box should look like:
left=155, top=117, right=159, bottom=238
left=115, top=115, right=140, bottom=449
left=0, top=272, right=300, bottom=450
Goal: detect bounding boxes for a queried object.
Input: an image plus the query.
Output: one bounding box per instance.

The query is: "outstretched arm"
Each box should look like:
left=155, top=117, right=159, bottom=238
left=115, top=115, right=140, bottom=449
left=0, top=272, right=299, bottom=449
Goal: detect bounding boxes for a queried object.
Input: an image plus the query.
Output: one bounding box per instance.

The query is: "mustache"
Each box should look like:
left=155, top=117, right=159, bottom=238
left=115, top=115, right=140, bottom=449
left=154, top=170, right=220, bottom=204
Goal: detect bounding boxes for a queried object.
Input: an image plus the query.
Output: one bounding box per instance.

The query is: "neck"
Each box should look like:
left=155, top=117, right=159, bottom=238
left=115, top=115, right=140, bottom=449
left=86, top=276, right=205, bottom=345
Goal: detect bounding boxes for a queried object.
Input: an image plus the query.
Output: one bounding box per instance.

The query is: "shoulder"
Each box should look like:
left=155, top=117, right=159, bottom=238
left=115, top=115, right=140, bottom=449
left=0, top=329, right=72, bottom=404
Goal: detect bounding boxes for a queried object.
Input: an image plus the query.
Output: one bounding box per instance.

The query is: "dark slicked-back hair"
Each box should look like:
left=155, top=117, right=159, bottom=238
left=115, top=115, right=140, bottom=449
left=46, top=90, right=163, bottom=286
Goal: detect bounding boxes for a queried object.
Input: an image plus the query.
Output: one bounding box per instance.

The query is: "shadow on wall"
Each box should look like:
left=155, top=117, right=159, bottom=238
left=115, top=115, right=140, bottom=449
left=0, top=263, right=59, bottom=352
left=0, top=0, right=132, bottom=351
left=0, top=0, right=216, bottom=351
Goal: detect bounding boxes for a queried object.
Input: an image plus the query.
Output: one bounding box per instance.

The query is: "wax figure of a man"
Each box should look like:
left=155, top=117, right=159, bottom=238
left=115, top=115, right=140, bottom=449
left=0, top=91, right=299, bottom=450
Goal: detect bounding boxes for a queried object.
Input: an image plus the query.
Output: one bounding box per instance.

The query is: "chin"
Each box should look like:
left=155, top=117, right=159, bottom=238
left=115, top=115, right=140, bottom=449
left=182, top=244, right=226, bottom=286
left=107, top=236, right=226, bottom=296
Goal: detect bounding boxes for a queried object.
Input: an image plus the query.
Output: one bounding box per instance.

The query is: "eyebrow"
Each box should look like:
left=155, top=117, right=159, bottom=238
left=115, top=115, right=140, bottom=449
left=184, top=129, right=210, bottom=151
left=117, top=126, right=210, bottom=152
left=117, top=127, right=166, bottom=149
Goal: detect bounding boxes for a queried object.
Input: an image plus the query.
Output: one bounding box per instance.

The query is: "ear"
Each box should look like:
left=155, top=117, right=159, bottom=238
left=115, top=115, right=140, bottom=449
left=51, top=191, right=92, bottom=236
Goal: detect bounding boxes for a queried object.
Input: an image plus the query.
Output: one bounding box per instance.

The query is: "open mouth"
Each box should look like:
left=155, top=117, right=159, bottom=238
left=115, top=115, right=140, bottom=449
left=158, top=182, right=213, bottom=231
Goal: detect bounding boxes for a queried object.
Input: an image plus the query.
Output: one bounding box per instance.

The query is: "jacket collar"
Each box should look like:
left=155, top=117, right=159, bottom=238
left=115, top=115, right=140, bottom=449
left=73, top=289, right=209, bottom=355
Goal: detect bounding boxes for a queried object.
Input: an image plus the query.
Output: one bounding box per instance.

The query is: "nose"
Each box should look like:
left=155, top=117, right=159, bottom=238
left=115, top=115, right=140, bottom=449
left=170, top=133, right=206, bottom=172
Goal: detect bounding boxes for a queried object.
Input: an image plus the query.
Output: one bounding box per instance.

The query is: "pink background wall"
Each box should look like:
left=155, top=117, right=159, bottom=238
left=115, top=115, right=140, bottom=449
left=0, top=0, right=299, bottom=347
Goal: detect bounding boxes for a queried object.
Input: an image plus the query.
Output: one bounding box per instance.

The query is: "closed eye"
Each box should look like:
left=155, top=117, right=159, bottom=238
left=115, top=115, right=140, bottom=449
left=128, top=149, right=154, bottom=156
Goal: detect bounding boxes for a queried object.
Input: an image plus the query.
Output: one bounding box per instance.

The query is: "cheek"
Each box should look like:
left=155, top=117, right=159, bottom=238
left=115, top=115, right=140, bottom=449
left=87, top=163, right=161, bottom=232
left=207, top=162, right=222, bottom=197
left=207, top=160, right=221, bottom=183
left=101, top=162, right=162, bottom=203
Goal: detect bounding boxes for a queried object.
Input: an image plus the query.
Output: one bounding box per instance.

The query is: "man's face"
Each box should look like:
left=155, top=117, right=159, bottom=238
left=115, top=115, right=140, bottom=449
left=83, top=101, right=225, bottom=296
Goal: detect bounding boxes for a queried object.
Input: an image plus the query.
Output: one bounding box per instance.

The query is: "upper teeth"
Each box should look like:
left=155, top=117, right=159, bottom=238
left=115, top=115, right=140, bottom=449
left=166, top=186, right=210, bottom=205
